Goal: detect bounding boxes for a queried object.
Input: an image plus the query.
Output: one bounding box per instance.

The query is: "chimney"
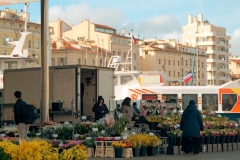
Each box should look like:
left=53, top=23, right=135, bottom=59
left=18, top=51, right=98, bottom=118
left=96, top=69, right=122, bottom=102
left=122, top=28, right=125, bottom=36
left=188, top=15, right=193, bottom=24
left=198, top=14, right=203, bottom=22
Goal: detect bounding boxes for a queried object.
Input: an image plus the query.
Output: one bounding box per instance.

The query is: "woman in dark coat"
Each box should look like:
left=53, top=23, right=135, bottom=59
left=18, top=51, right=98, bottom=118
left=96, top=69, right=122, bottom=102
left=92, top=96, right=109, bottom=121
left=180, top=100, right=203, bottom=154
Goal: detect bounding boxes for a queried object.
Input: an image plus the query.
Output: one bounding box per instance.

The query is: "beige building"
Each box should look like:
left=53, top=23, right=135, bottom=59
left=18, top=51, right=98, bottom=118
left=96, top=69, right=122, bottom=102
left=229, top=56, right=240, bottom=80
left=0, top=7, right=42, bottom=68
left=140, top=39, right=207, bottom=86
left=182, top=14, right=231, bottom=86
left=50, top=19, right=140, bottom=70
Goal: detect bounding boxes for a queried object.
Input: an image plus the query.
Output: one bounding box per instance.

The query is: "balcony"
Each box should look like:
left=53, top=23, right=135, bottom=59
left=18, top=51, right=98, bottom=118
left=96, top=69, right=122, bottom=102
left=218, top=68, right=231, bottom=73
left=207, top=59, right=226, bottom=64
left=207, top=67, right=218, bottom=71
left=207, top=75, right=217, bottom=80
left=198, top=41, right=216, bottom=46
left=217, top=42, right=231, bottom=48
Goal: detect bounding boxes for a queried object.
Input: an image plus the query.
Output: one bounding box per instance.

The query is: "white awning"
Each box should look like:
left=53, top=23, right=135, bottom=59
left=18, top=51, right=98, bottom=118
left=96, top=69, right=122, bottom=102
left=0, top=0, right=39, bottom=6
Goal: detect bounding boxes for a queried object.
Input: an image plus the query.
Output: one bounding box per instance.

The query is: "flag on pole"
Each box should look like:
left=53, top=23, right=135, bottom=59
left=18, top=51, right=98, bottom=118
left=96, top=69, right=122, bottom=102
left=183, top=71, right=192, bottom=84
left=132, top=35, right=137, bottom=45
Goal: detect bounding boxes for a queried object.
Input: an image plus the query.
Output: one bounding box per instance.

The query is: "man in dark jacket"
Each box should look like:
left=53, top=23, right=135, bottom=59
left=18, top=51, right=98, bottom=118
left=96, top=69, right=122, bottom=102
left=14, top=91, right=30, bottom=144
left=180, top=100, right=203, bottom=154
left=92, top=96, right=109, bottom=121
left=132, top=102, right=140, bottom=114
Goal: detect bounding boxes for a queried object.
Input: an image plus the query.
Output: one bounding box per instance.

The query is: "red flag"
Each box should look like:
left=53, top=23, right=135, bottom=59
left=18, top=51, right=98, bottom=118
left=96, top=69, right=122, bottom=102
left=132, top=35, right=137, bottom=45
left=183, top=71, right=192, bottom=84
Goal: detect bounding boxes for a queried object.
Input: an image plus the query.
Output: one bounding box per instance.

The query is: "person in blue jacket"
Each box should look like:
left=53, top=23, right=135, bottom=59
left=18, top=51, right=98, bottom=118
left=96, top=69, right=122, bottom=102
left=92, top=96, right=109, bottom=121
left=180, top=100, right=203, bottom=155
left=132, top=102, right=140, bottom=114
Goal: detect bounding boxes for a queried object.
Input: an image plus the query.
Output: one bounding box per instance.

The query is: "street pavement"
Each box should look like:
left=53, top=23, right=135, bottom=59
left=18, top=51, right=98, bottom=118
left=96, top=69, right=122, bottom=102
left=89, top=151, right=240, bottom=160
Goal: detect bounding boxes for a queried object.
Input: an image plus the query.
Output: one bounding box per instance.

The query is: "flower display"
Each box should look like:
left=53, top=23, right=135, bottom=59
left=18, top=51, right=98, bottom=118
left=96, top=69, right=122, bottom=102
left=60, top=145, right=87, bottom=160
left=112, top=141, right=126, bottom=148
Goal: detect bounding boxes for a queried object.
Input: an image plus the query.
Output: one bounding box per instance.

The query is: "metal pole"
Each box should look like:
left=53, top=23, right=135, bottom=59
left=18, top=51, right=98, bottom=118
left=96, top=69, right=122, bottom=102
left=190, top=47, right=196, bottom=86
left=41, top=0, right=49, bottom=122
left=131, top=29, right=133, bottom=71
left=196, top=37, right=198, bottom=86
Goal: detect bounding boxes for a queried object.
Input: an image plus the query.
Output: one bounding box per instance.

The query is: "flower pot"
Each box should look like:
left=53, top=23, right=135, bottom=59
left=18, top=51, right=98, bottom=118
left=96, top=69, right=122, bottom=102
left=175, top=137, right=182, bottom=146
left=161, top=128, right=168, bottom=137
left=220, top=135, right=225, bottom=144
left=210, top=136, right=215, bottom=144
left=114, top=148, right=123, bottom=158
left=230, top=136, right=235, bottom=143
left=52, top=103, right=63, bottom=111
left=168, top=137, right=176, bottom=146
left=200, top=136, right=205, bottom=145
left=215, top=136, right=220, bottom=144
left=148, top=122, right=158, bottom=130
left=205, top=136, right=210, bottom=144
left=225, top=136, right=230, bottom=143
left=147, top=147, right=157, bottom=156
left=235, top=135, right=240, bottom=143
left=140, top=147, right=147, bottom=156
left=132, top=148, right=140, bottom=157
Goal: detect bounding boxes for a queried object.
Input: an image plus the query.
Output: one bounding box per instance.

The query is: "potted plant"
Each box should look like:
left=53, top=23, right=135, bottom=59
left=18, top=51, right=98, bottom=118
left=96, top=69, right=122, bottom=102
left=56, top=125, right=74, bottom=140
left=51, top=99, right=65, bottom=111
left=139, top=134, right=150, bottom=156
left=147, top=135, right=162, bottom=156
left=112, top=141, right=126, bottom=158
left=83, top=139, right=95, bottom=157
left=126, top=134, right=142, bottom=157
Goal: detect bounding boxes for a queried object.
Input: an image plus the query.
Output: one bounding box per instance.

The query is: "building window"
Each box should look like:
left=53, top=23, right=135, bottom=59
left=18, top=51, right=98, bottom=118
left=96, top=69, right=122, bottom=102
left=186, top=60, right=188, bottom=66
left=202, top=74, right=204, bottom=78
left=3, top=35, right=6, bottom=45
left=159, top=59, right=161, bottom=64
left=19, top=24, right=22, bottom=28
left=202, top=62, right=204, bottom=68
left=169, top=60, right=170, bottom=65
left=58, top=58, right=66, bottom=66
left=178, top=72, right=180, bottom=77
left=178, top=61, right=179, bottom=66
left=113, top=51, right=115, bottom=55
left=84, top=59, right=86, bottom=65
left=27, top=25, right=30, bottom=29
left=92, top=60, right=95, bottom=66
left=28, top=40, right=31, bottom=48
left=190, top=58, right=192, bottom=66
left=173, top=71, right=175, bottom=77
left=78, top=59, right=81, bottom=64
left=133, top=66, right=136, bottom=70
left=134, top=53, right=136, bottom=60
left=173, top=60, right=175, bottom=66
left=169, top=71, right=171, bottom=76
left=35, top=39, right=39, bottom=49
left=181, top=58, right=183, bottom=65
left=51, top=58, right=55, bottom=66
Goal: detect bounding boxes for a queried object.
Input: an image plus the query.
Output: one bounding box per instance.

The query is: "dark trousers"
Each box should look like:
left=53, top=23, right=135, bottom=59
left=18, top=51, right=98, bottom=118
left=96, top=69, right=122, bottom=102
left=181, top=137, right=200, bottom=154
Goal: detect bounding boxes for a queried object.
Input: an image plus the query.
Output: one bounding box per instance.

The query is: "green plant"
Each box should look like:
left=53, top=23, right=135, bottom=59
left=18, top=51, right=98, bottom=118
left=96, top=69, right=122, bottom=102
left=51, top=99, right=65, bottom=103
left=74, top=123, right=92, bottom=135
left=82, top=139, right=95, bottom=148
left=0, top=147, right=11, bottom=160
left=113, top=117, right=130, bottom=136
left=56, top=125, right=74, bottom=140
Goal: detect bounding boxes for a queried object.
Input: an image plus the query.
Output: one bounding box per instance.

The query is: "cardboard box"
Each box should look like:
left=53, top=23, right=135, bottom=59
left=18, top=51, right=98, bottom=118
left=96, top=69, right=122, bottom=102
left=237, top=143, right=240, bottom=150
left=174, top=146, right=179, bottom=155
left=233, top=143, right=237, bottom=151
left=222, top=143, right=227, bottom=151
left=212, top=144, right=217, bottom=152
left=228, top=143, right=233, bottom=151
left=217, top=144, right=222, bottom=152
left=207, top=144, right=212, bottom=152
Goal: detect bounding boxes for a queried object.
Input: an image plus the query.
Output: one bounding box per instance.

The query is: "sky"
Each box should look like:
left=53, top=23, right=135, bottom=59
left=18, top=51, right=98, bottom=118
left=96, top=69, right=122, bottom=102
left=2, top=0, right=240, bottom=56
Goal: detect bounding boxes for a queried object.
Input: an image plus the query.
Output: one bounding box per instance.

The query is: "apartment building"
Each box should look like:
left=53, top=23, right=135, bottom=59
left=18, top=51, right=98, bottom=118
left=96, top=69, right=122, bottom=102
left=50, top=19, right=140, bottom=70
left=229, top=55, right=240, bottom=80
left=182, top=14, right=231, bottom=86
left=0, top=7, right=42, bottom=68
left=140, top=39, right=207, bottom=86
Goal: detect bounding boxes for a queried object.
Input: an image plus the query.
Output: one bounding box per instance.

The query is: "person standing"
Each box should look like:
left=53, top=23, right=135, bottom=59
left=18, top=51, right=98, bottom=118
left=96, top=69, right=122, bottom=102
left=132, top=102, right=140, bottom=114
left=13, top=91, right=30, bottom=144
left=92, top=96, right=109, bottom=121
left=121, top=97, right=141, bottom=121
left=180, top=100, right=203, bottom=155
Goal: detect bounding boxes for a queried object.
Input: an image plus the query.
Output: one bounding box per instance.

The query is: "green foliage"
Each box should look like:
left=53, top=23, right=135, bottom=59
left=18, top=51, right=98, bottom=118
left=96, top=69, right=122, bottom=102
left=74, top=123, right=92, bottom=135
left=82, top=139, right=95, bottom=148
left=113, top=117, right=130, bottom=135
left=56, top=125, right=74, bottom=140
left=0, top=147, right=11, bottom=160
